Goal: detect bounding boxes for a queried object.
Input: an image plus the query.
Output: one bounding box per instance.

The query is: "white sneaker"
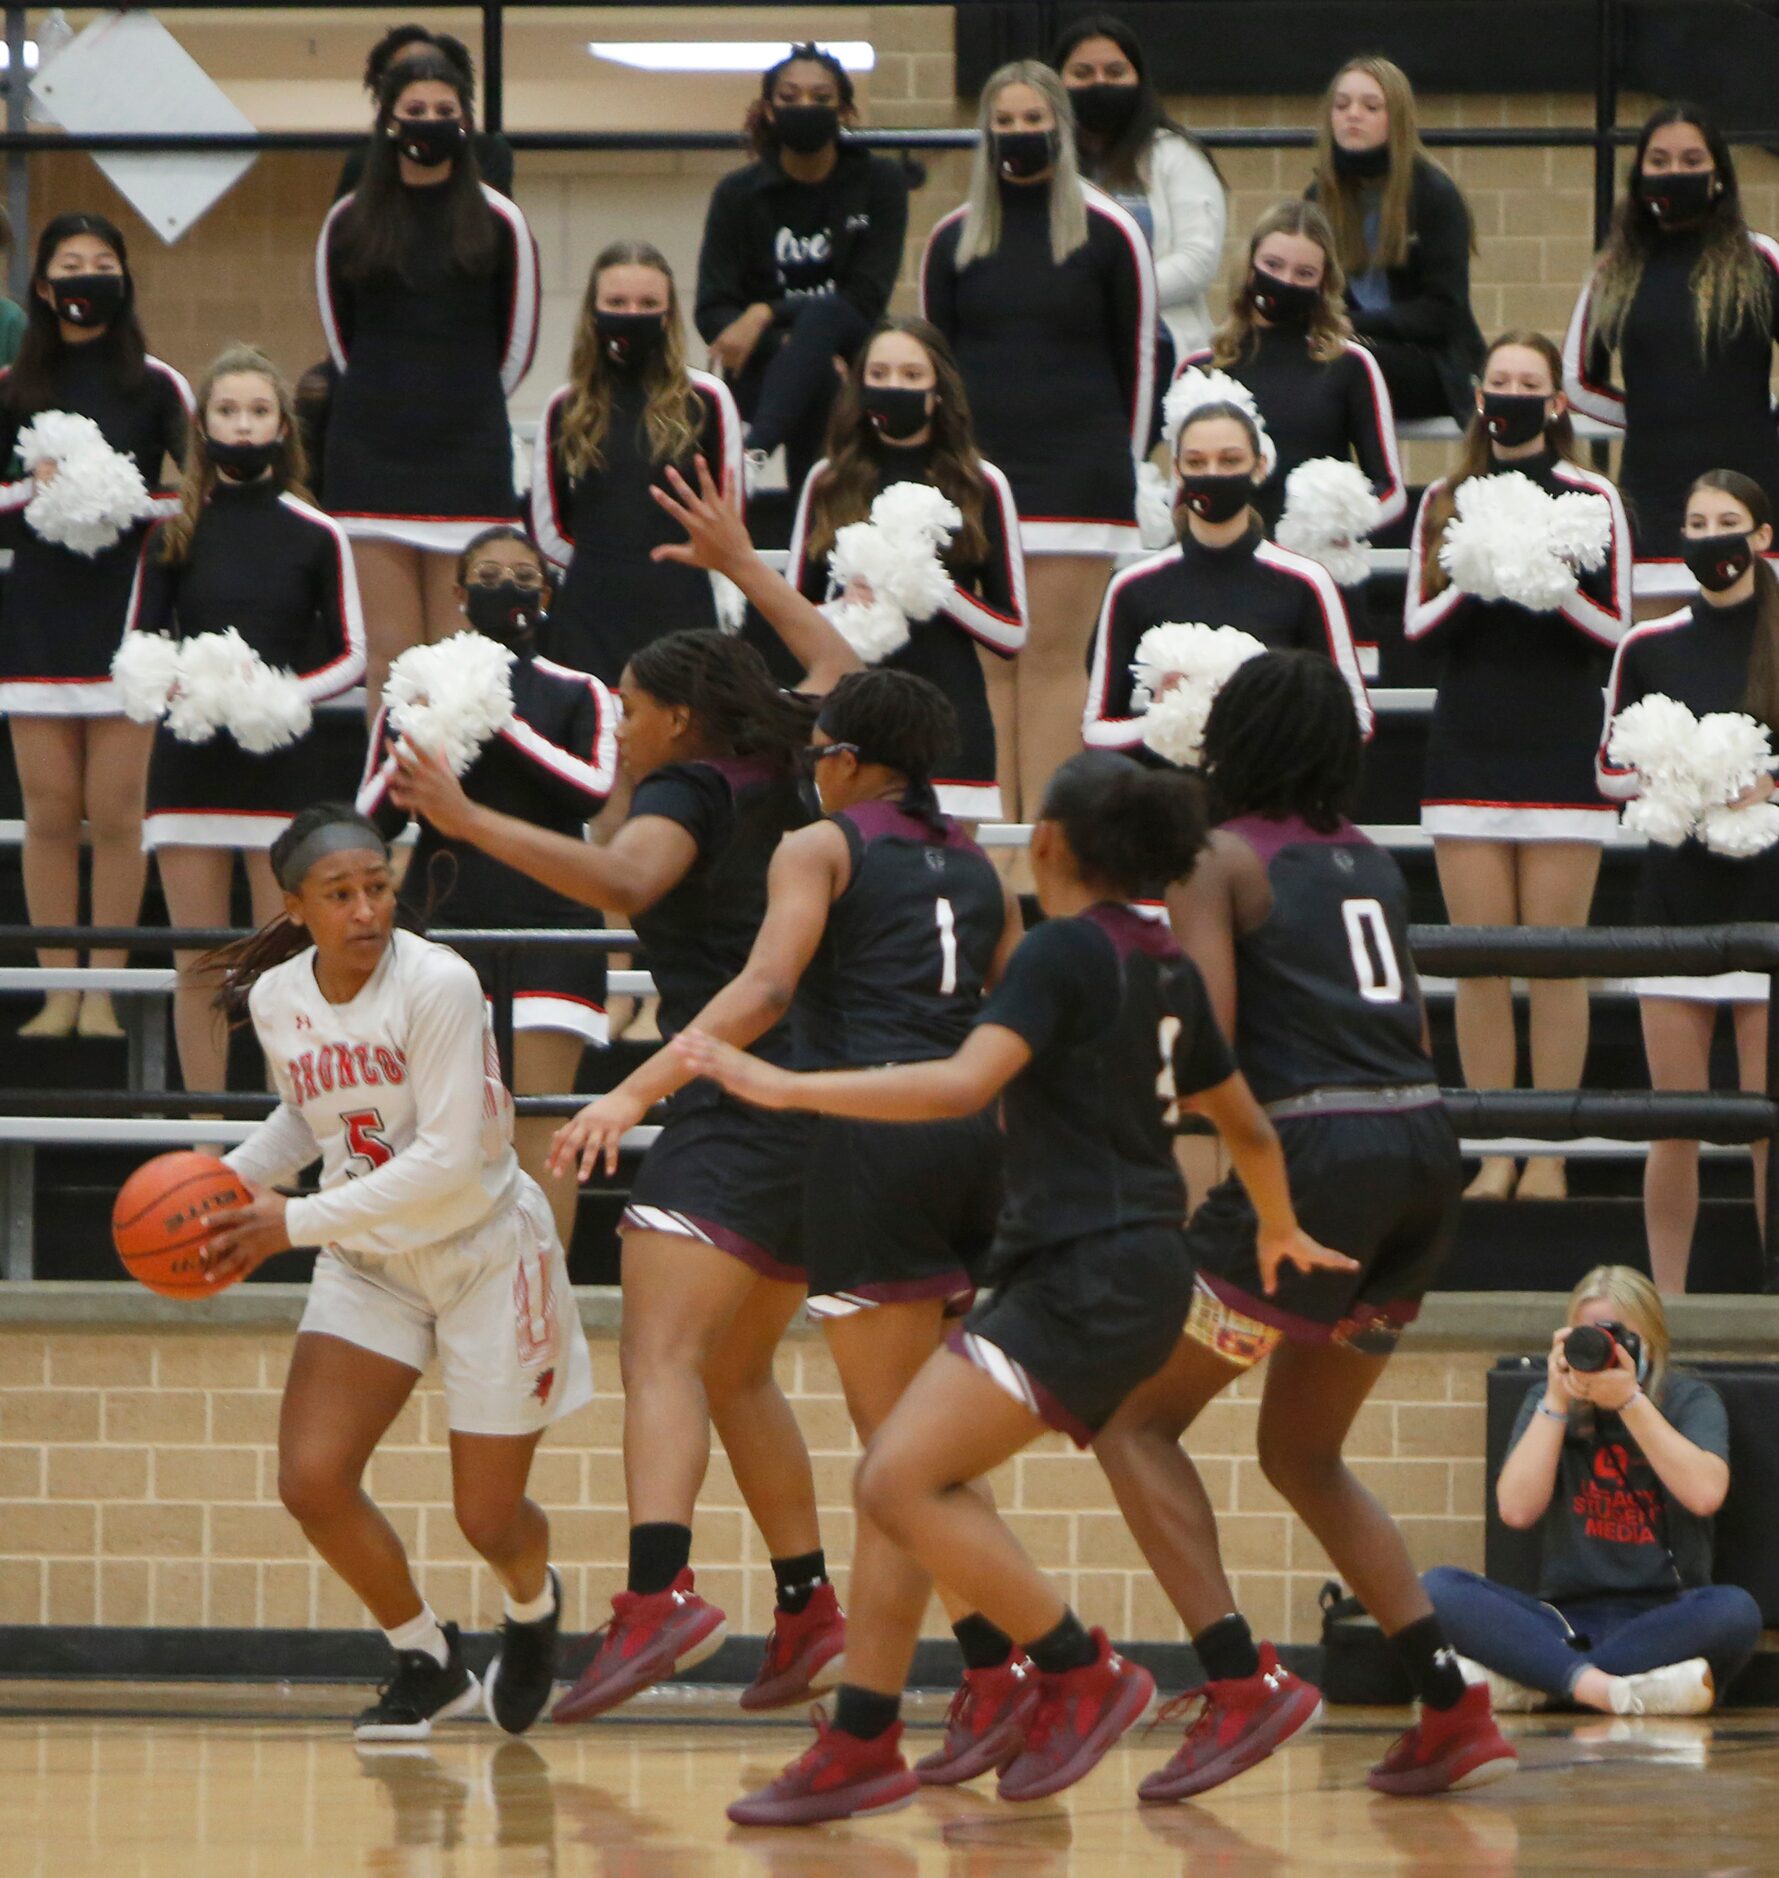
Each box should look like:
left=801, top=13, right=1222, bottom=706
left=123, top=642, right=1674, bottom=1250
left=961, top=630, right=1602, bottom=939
left=1610, top=1657, right=1715, bottom=1717
left=1453, top=1652, right=1543, bottom=1712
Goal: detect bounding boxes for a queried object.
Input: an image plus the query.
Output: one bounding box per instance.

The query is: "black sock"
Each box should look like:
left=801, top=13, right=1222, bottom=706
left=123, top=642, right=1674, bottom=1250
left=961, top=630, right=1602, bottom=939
left=1192, top=1613, right=1261, bottom=1683
left=834, top=1683, right=901, bottom=1741
left=1389, top=1614, right=1466, bottom=1711
left=1025, top=1610, right=1099, bottom=1675
left=771, top=1549, right=828, bottom=1614
left=628, top=1522, right=692, bottom=1597
left=953, top=1613, right=1015, bottom=1672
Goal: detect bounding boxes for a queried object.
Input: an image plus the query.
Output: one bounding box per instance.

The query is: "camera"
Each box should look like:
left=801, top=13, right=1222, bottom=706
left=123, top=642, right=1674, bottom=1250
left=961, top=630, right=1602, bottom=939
left=1566, top=1320, right=1643, bottom=1375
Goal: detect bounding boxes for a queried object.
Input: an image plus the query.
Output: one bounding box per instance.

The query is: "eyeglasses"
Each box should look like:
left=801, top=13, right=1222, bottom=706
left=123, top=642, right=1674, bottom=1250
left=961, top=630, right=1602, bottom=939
left=798, top=741, right=860, bottom=773
left=466, top=566, right=546, bottom=590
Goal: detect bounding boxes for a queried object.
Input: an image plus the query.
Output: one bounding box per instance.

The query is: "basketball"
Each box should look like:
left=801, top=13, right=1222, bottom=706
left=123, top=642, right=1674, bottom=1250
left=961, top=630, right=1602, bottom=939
left=111, top=1151, right=253, bottom=1298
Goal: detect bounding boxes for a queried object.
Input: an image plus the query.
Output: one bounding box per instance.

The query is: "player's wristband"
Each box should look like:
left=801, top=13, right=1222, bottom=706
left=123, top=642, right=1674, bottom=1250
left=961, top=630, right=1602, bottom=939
left=1536, top=1402, right=1569, bottom=1423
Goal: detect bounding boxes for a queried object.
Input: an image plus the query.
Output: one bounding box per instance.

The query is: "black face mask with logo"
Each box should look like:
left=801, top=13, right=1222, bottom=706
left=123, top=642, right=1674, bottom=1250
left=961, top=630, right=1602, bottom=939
left=390, top=116, right=466, bottom=168
left=464, top=581, right=546, bottom=647
left=49, top=273, right=127, bottom=328
left=1248, top=270, right=1320, bottom=327
left=594, top=311, right=666, bottom=368
left=861, top=384, right=932, bottom=442
left=1638, top=167, right=1717, bottom=227
left=1682, top=530, right=1755, bottom=594
left=1479, top=392, right=1551, bottom=449
left=995, top=130, right=1057, bottom=180
left=1178, top=472, right=1255, bottom=525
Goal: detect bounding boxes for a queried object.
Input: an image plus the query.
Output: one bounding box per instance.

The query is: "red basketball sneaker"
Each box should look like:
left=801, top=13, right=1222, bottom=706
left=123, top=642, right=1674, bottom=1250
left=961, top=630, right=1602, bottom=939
left=550, top=1570, right=727, bottom=1724
left=1367, top=1682, right=1518, bottom=1796
left=996, top=1630, right=1155, bottom=1802
left=727, top=1711, right=918, bottom=1826
left=1136, top=1643, right=1323, bottom=1802
left=739, top=1582, right=847, bottom=1711
left=915, top=1655, right=1041, bottom=1786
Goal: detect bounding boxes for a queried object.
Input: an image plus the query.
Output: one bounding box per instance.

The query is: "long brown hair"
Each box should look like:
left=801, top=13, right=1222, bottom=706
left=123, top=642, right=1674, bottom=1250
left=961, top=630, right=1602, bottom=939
left=1211, top=200, right=1351, bottom=368
left=7, top=211, right=148, bottom=415
left=802, top=317, right=989, bottom=570
left=559, top=240, right=704, bottom=478
left=1689, top=468, right=1779, bottom=732
left=1416, top=330, right=1581, bottom=599
left=1587, top=103, right=1769, bottom=360
left=159, top=345, right=312, bottom=565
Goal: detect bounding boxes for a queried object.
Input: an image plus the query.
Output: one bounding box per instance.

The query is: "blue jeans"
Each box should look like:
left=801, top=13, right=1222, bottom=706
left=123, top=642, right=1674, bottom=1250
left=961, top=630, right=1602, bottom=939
left=1423, top=1565, right=1762, bottom=1699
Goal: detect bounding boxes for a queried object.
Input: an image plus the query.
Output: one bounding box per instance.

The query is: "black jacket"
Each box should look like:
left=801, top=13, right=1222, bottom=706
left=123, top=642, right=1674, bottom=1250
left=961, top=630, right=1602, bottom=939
left=694, top=144, right=909, bottom=341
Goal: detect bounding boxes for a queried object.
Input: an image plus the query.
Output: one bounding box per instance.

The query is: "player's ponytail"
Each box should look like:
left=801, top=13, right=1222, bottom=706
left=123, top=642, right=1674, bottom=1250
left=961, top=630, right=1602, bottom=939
left=1038, top=751, right=1208, bottom=898
left=815, top=668, right=959, bottom=833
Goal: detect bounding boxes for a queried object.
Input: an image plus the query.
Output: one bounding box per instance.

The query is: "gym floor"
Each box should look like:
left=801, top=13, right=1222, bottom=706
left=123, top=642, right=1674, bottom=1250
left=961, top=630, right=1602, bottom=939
left=1, top=1683, right=1773, bottom=1874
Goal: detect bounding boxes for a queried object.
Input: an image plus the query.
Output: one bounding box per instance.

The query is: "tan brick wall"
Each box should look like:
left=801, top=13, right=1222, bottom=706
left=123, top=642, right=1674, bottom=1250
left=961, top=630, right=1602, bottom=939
left=0, top=1325, right=1487, bottom=1644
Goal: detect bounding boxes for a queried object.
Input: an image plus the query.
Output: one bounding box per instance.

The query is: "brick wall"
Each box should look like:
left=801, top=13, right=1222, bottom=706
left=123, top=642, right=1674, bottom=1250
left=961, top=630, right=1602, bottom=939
left=0, top=1322, right=1486, bottom=1646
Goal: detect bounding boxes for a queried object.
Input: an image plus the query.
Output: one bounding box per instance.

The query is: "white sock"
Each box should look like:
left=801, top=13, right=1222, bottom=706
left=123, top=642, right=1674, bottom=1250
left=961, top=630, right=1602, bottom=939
left=505, top=1569, right=558, bottom=1626
left=385, top=1603, right=450, bottom=1667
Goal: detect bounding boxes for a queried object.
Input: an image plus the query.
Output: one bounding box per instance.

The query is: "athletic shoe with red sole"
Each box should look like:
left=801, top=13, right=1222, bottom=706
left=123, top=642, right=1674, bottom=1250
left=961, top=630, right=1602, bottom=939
left=738, top=1582, right=847, bottom=1711
left=1367, top=1681, right=1518, bottom=1796
left=1136, top=1642, right=1323, bottom=1803
left=915, top=1656, right=1041, bottom=1786
left=549, top=1569, right=727, bottom=1724
left=727, top=1711, right=918, bottom=1826
left=996, top=1630, right=1155, bottom=1803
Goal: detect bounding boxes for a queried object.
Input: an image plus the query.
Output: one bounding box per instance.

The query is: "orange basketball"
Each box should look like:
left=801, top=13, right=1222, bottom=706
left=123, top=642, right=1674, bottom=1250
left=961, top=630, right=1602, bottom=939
left=111, top=1151, right=252, bottom=1298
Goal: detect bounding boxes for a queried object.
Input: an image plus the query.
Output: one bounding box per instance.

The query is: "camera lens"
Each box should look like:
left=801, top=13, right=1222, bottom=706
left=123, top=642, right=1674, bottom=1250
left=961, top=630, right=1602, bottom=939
left=1566, top=1324, right=1614, bottom=1373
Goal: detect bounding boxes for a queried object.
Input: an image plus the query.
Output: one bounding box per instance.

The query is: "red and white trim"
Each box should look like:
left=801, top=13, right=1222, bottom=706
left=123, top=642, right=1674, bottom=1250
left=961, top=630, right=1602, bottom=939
left=0, top=677, right=122, bottom=716
left=1253, top=539, right=1374, bottom=738
left=143, top=808, right=295, bottom=851
left=1596, top=605, right=1691, bottom=799
left=943, top=459, right=1028, bottom=656
left=1551, top=461, right=1633, bottom=647
left=1633, top=971, right=1770, bottom=1004
left=946, top=1324, right=1092, bottom=1448
left=484, top=186, right=539, bottom=395
left=1084, top=183, right=1158, bottom=468
left=1560, top=268, right=1627, bottom=430
left=1083, top=544, right=1179, bottom=751
left=1021, top=516, right=1136, bottom=556
left=1403, top=480, right=1463, bottom=643
left=917, top=204, right=967, bottom=322
left=530, top=384, right=574, bottom=570
left=1346, top=340, right=1407, bottom=529
left=505, top=656, right=620, bottom=799
left=281, top=492, right=368, bottom=702
left=315, top=195, right=355, bottom=373
left=690, top=367, right=744, bottom=509
left=148, top=354, right=197, bottom=420
left=332, top=513, right=517, bottom=553
left=1420, top=801, right=1619, bottom=842
left=511, top=990, right=608, bottom=1046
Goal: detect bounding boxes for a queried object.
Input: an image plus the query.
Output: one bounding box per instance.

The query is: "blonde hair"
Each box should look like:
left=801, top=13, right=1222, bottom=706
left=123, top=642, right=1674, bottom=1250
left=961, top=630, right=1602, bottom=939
left=1568, top=1264, right=1670, bottom=1403
left=559, top=240, right=703, bottom=479
left=160, top=344, right=309, bottom=565
left=956, top=61, right=1089, bottom=268
left=1211, top=200, right=1353, bottom=368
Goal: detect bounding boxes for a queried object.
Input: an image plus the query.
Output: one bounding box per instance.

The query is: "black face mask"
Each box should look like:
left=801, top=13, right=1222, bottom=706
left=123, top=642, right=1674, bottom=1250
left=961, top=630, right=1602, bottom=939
left=1638, top=167, right=1717, bottom=226
left=995, top=130, right=1057, bottom=180
left=1178, top=472, right=1254, bottom=525
left=861, top=384, right=932, bottom=442
left=207, top=436, right=285, bottom=481
left=772, top=104, right=839, bottom=156
left=390, top=116, right=466, bottom=168
left=464, top=580, right=546, bottom=646
left=1068, top=82, right=1141, bottom=138
left=48, top=273, right=126, bottom=328
left=1480, top=391, right=1551, bottom=449
left=1248, top=269, right=1320, bottom=327
left=1331, top=141, right=1391, bottom=181
left=595, top=310, right=666, bottom=368
left=1682, top=530, right=1755, bottom=593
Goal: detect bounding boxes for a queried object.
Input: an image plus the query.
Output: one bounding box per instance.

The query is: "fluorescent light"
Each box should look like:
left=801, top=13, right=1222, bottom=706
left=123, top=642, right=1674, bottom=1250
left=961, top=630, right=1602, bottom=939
left=589, top=41, right=875, bottom=75
left=0, top=41, right=39, bottom=73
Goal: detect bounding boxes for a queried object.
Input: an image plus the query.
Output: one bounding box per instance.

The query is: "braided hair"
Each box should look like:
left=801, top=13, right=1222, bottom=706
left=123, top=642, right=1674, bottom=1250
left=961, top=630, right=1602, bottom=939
left=1200, top=651, right=1360, bottom=834
left=626, top=629, right=814, bottom=769
left=817, top=669, right=958, bottom=831
left=1038, top=751, right=1208, bottom=898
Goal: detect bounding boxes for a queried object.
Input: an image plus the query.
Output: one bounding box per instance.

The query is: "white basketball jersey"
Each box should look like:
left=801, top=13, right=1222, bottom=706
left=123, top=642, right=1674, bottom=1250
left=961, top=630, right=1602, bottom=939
left=226, top=927, right=521, bottom=1260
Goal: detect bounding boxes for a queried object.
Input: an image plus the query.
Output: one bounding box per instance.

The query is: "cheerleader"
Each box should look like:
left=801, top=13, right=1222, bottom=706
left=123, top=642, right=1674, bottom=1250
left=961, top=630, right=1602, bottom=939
left=1597, top=469, right=1779, bottom=1293
left=125, top=345, right=365, bottom=1103
left=335, top=25, right=515, bottom=201
left=1563, top=105, right=1779, bottom=588
left=678, top=752, right=1345, bottom=1822
left=922, top=60, right=1156, bottom=817
left=358, top=525, right=618, bottom=1251
left=781, top=315, right=1027, bottom=819
left=1306, top=56, right=1484, bottom=424
left=1407, top=330, right=1632, bottom=1202
left=532, top=239, right=742, bottom=685
left=317, top=49, right=538, bottom=710
left=1095, top=652, right=1514, bottom=1802
left=1083, top=394, right=1372, bottom=753
left=0, top=212, right=191, bottom=1038
left=198, top=803, right=593, bottom=1742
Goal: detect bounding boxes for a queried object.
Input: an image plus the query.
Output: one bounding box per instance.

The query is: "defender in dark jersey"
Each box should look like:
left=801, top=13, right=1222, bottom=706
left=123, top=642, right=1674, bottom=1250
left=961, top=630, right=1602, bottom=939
left=679, top=750, right=1345, bottom=1824
left=1094, top=652, right=1515, bottom=1803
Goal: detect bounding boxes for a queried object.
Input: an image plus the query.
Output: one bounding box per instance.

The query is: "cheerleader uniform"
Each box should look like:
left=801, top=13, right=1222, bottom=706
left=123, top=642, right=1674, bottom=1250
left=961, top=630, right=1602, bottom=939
left=1563, top=231, right=1779, bottom=586
left=796, top=797, right=1006, bottom=1317
left=1407, top=454, right=1632, bottom=841
left=317, top=183, right=538, bottom=551
left=531, top=368, right=742, bottom=685
left=783, top=450, right=1027, bottom=819
left=1083, top=524, right=1373, bottom=752
left=620, top=756, right=815, bottom=1277
left=0, top=349, right=191, bottom=714
left=126, top=478, right=365, bottom=849
left=1598, top=596, right=1779, bottom=1001
left=921, top=182, right=1155, bottom=555
left=358, top=651, right=619, bottom=1044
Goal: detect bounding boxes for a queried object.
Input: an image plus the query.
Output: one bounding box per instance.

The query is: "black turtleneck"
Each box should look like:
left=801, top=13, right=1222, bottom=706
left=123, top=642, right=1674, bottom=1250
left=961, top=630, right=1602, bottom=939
left=1608, top=588, right=1763, bottom=726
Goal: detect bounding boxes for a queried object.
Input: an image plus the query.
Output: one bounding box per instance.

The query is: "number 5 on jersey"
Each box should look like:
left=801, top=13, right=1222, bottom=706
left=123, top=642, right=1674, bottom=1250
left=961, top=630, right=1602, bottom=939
left=343, top=1108, right=394, bottom=1175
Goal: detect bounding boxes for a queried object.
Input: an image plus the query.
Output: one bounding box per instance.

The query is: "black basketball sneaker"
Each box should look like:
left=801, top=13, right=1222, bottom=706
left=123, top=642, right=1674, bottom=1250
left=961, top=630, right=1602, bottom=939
left=484, top=1566, right=563, bottom=1735
left=355, top=1621, right=481, bottom=1741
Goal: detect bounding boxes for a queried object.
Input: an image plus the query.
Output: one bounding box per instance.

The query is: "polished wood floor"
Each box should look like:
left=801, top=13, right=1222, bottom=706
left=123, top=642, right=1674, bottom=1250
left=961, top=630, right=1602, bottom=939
left=1, top=1682, right=1771, bottom=1875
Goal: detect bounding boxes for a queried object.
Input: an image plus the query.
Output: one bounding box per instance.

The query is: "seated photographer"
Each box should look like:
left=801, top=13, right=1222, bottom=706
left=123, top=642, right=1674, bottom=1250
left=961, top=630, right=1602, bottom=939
left=1423, top=1266, right=1761, bottom=1716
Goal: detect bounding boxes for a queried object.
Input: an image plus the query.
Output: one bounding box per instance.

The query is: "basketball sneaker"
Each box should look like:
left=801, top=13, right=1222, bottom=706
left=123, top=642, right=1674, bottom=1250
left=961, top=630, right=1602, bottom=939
left=1366, top=1681, right=1518, bottom=1795
left=1613, top=1657, right=1715, bottom=1717
left=727, top=1710, right=918, bottom=1826
left=1136, top=1642, right=1323, bottom=1802
left=355, top=1622, right=481, bottom=1742
left=1454, top=1652, right=1544, bottom=1713
left=915, top=1655, right=1041, bottom=1785
left=996, top=1629, right=1155, bottom=1802
left=550, top=1569, right=727, bottom=1724
left=739, top=1581, right=847, bottom=1711
left=484, top=1566, right=562, bottom=1736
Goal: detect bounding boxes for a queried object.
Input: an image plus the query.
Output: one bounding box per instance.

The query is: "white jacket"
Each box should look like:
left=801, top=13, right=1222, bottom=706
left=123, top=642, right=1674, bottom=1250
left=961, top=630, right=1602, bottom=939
left=1142, top=131, right=1228, bottom=356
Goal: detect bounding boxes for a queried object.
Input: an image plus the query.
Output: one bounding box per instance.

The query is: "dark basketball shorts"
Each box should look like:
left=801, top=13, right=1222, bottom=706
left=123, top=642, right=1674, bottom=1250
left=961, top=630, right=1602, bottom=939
left=947, top=1221, right=1196, bottom=1446
left=1185, top=1103, right=1461, bottom=1366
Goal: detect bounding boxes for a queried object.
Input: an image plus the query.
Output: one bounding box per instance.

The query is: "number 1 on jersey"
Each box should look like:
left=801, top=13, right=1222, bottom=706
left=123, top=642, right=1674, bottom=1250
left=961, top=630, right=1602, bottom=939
left=1342, top=898, right=1404, bottom=1004
left=935, top=896, right=958, bottom=995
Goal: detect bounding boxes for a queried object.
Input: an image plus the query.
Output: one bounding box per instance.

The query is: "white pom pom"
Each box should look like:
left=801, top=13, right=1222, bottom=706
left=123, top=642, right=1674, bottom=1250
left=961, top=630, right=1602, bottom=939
left=1130, top=620, right=1267, bottom=709
left=164, top=629, right=256, bottom=744
left=1140, top=683, right=1213, bottom=766
left=1135, top=461, right=1176, bottom=551
left=1162, top=369, right=1277, bottom=476
left=16, top=410, right=154, bottom=557
left=1622, top=793, right=1696, bottom=847
left=1546, top=489, right=1612, bottom=574
left=827, top=594, right=911, bottom=663
left=226, top=661, right=312, bottom=754
left=385, top=630, right=518, bottom=775
left=1438, top=471, right=1582, bottom=611
left=822, top=485, right=962, bottom=662
left=868, top=480, right=961, bottom=553
left=1701, top=800, right=1779, bottom=858
left=709, top=572, right=746, bottom=634
left=1275, top=457, right=1382, bottom=587
left=1608, top=691, right=1779, bottom=850
left=110, top=632, right=181, bottom=724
